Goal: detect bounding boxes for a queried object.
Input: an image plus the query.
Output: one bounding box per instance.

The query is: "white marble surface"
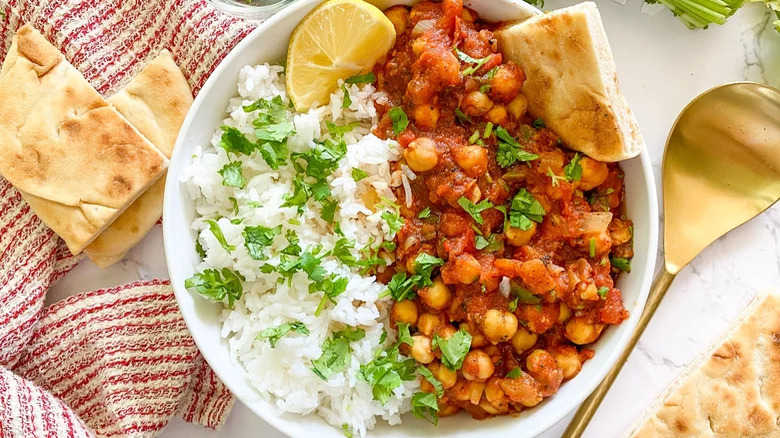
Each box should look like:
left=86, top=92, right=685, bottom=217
left=47, top=1, right=780, bottom=437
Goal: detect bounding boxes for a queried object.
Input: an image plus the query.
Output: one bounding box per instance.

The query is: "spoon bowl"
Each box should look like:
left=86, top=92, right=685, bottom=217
left=563, top=81, right=780, bottom=437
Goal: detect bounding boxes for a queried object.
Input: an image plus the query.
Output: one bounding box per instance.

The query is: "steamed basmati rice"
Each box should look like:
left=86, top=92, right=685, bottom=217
left=182, top=64, right=418, bottom=436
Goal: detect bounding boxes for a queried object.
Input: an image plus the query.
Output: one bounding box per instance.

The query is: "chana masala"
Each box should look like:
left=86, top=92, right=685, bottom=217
left=373, top=0, right=634, bottom=419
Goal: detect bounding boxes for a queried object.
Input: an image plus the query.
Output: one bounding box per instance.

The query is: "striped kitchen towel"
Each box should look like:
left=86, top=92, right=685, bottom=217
left=0, top=0, right=260, bottom=436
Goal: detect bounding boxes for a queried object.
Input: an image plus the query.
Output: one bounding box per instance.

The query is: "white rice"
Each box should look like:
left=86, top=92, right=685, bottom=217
left=182, top=64, right=418, bottom=436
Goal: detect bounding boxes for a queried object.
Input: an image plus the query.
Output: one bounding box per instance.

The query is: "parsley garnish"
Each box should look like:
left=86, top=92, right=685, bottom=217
left=418, top=366, right=444, bottom=397
left=345, top=72, right=376, bottom=84
left=243, top=225, right=281, bottom=260
left=185, top=268, right=244, bottom=307
left=389, top=107, right=409, bottom=135
left=219, top=161, right=246, bottom=189
left=432, top=329, right=472, bottom=371
left=508, top=189, right=545, bottom=231
left=564, top=153, right=583, bottom=182
left=418, top=207, right=432, bottom=219
left=506, top=367, right=523, bottom=378
left=205, top=220, right=235, bottom=252
left=457, top=197, right=493, bottom=225
left=257, top=321, right=309, bottom=347
left=454, top=48, right=490, bottom=76
left=495, top=126, right=539, bottom=168
left=411, top=392, right=439, bottom=425
left=610, top=257, right=631, bottom=273
left=311, top=327, right=366, bottom=380
left=351, top=168, right=369, bottom=181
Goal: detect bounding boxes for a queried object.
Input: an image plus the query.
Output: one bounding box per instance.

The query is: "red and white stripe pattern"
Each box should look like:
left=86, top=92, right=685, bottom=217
left=0, top=0, right=259, bottom=436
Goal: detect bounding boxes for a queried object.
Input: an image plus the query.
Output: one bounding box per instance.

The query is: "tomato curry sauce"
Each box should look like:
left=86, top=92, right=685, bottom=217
left=372, top=0, right=634, bottom=419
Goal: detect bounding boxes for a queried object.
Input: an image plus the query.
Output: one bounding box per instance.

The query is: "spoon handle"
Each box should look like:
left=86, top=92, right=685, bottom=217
left=561, top=268, right=677, bottom=438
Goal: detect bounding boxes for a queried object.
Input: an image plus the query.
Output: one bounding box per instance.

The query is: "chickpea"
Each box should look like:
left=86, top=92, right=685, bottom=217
left=460, top=7, right=476, bottom=22
left=412, top=37, right=427, bottom=56
left=479, top=398, right=508, bottom=414
left=453, top=254, right=481, bottom=284
left=485, top=104, right=508, bottom=126
left=429, top=361, right=457, bottom=389
left=418, top=313, right=442, bottom=337
left=484, top=377, right=508, bottom=408
left=507, top=94, right=528, bottom=120
left=577, top=157, right=609, bottom=191
left=391, top=300, right=418, bottom=326
left=551, top=346, right=582, bottom=380
left=510, top=326, right=538, bottom=354
left=384, top=6, right=408, bottom=35
left=462, top=350, right=495, bottom=382
left=448, top=379, right=472, bottom=402
left=489, top=64, right=524, bottom=103
left=565, top=316, right=604, bottom=345
left=558, top=302, right=571, bottom=323
left=505, top=222, right=537, bottom=246
left=435, top=324, right=457, bottom=340
left=439, top=403, right=460, bottom=417
left=526, top=349, right=563, bottom=396
left=460, top=91, right=493, bottom=117
left=466, top=183, right=482, bottom=203
left=481, top=309, right=518, bottom=344
left=498, top=374, right=542, bottom=407
left=460, top=322, right=488, bottom=348
left=453, top=145, right=488, bottom=178
left=419, top=277, right=452, bottom=310
left=413, top=104, right=440, bottom=131
left=404, top=137, right=439, bottom=172
left=411, top=335, right=435, bottom=364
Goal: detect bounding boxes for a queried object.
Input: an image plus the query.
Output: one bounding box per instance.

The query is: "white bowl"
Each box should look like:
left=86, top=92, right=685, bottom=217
left=163, top=1, right=659, bottom=437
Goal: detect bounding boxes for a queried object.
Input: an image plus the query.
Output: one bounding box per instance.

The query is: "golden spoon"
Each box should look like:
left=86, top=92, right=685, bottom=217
left=562, top=82, right=780, bottom=438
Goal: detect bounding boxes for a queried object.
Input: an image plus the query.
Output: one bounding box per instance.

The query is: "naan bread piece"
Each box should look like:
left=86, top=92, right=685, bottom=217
left=496, top=3, right=644, bottom=162
left=0, top=25, right=169, bottom=255
left=84, top=50, right=193, bottom=268
left=627, top=292, right=780, bottom=438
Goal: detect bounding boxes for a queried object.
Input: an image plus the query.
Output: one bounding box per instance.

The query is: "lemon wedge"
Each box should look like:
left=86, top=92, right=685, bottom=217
left=286, top=0, right=396, bottom=111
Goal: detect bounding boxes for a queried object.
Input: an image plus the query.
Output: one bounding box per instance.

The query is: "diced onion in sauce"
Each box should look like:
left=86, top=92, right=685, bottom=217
left=579, top=212, right=613, bottom=234
left=412, top=19, right=435, bottom=37
left=401, top=164, right=417, bottom=181
left=401, top=173, right=413, bottom=208
left=499, top=276, right=511, bottom=298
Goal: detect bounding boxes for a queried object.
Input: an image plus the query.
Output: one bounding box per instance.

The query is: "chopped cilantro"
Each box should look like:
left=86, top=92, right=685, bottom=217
left=457, top=197, right=493, bottom=225
left=606, top=188, right=615, bottom=195
left=468, top=130, right=481, bottom=145
left=342, top=424, right=352, bottom=438
left=195, top=238, right=206, bottom=258
left=564, top=153, right=583, bottom=182
left=257, top=321, right=309, bottom=347
left=396, top=322, right=414, bottom=346
left=506, top=367, right=523, bottom=378
left=381, top=210, right=404, bottom=235
left=219, top=161, right=246, bottom=189
left=479, top=84, right=492, bottom=93
left=345, top=72, right=376, bottom=84
left=508, top=296, right=520, bottom=312
left=389, top=107, right=409, bottom=136
left=547, top=168, right=567, bottom=187
left=205, top=219, right=235, bottom=252
left=508, top=189, right=545, bottom=231
left=532, top=118, right=546, bottom=129
left=418, top=207, right=432, bottom=219
left=413, top=253, right=444, bottom=273
left=281, top=230, right=302, bottom=256
left=311, top=327, right=365, bottom=380
left=454, top=48, right=490, bottom=76
left=432, top=329, right=472, bottom=371
left=243, top=225, right=281, bottom=260
left=351, top=168, right=369, bottom=181
left=610, top=257, right=631, bottom=273
left=185, top=268, right=244, bottom=308
left=455, top=107, right=472, bottom=124
left=228, top=197, right=239, bottom=216
left=218, top=126, right=256, bottom=155
left=511, top=282, right=542, bottom=304
left=332, top=237, right=357, bottom=266
left=281, top=177, right=311, bottom=210
left=483, top=122, right=494, bottom=138
left=247, top=200, right=263, bottom=208
left=358, top=339, right=416, bottom=404
left=341, top=83, right=352, bottom=109
left=589, top=238, right=597, bottom=258
left=495, top=126, right=539, bottom=168
left=411, top=392, right=439, bottom=425
left=598, top=286, right=610, bottom=299
left=418, top=366, right=444, bottom=397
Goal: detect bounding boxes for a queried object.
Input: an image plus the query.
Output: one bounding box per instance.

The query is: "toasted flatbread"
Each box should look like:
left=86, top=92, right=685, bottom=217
left=0, top=25, right=168, bottom=255
left=496, top=2, right=644, bottom=162
left=627, top=291, right=780, bottom=438
left=84, top=50, right=193, bottom=268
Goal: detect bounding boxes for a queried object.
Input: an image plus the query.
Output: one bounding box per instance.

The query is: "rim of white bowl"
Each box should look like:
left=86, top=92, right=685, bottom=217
left=163, top=1, right=660, bottom=437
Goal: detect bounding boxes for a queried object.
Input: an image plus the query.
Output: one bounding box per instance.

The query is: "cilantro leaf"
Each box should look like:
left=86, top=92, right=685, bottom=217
left=610, top=257, right=631, bottom=273
left=358, top=342, right=416, bottom=404
left=345, top=72, right=376, bottom=84
left=532, top=118, right=546, bottom=129
left=205, top=220, right=235, bottom=252
left=257, top=321, right=309, bottom=347
left=418, top=207, right=431, bottom=219
left=495, top=126, right=539, bottom=168
left=598, top=286, right=610, bottom=299
left=243, top=225, right=281, bottom=260
left=454, top=48, right=490, bottom=76
left=255, top=120, right=295, bottom=143
left=564, top=153, right=583, bottom=182
left=381, top=210, right=404, bottom=235
left=413, top=253, right=444, bottom=274
left=219, top=161, right=246, bottom=189
left=508, top=296, right=520, bottom=312
left=195, top=238, right=206, bottom=258
left=334, top=326, right=366, bottom=342
left=341, top=83, right=352, bottom=109
left=313, top=274, right=349, bottom=316
left=320, top=199, right=338, bottom=224
left=455, top=108, right=472, bottom=124
left=510, top=281, right=542, bottom=304
left=396, top=322, right=414, bottom=346
left=385, top=272, right=416, bottom=301
left=332, top=237, right=357, bottom=266
left=228, top=197, right=240, bottom=215
left=457, top=197, right=493, bottom=225
left=432, top=329, right=472, bottom=371
left=257, top=140, right=288, bottom=170
left=508, top=189, right=545, bottom=231
left=351, top=168, right=369, bottom=181
left=411, top=392, right=439, bottom=425
left=417, top=366, right=444, bottom=397
left=389, top=107, right=409, bottom=136
left=506, top=367, right=523, bottom=378
left=282, top=178, right=311, bottom=210
left=281, top=230, right=302, bottom=256
left=311, top=336, right=352, bottom=380
left=185, top=268, right=244, bottom=308
left=219, top=126, right=256, bottom=155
